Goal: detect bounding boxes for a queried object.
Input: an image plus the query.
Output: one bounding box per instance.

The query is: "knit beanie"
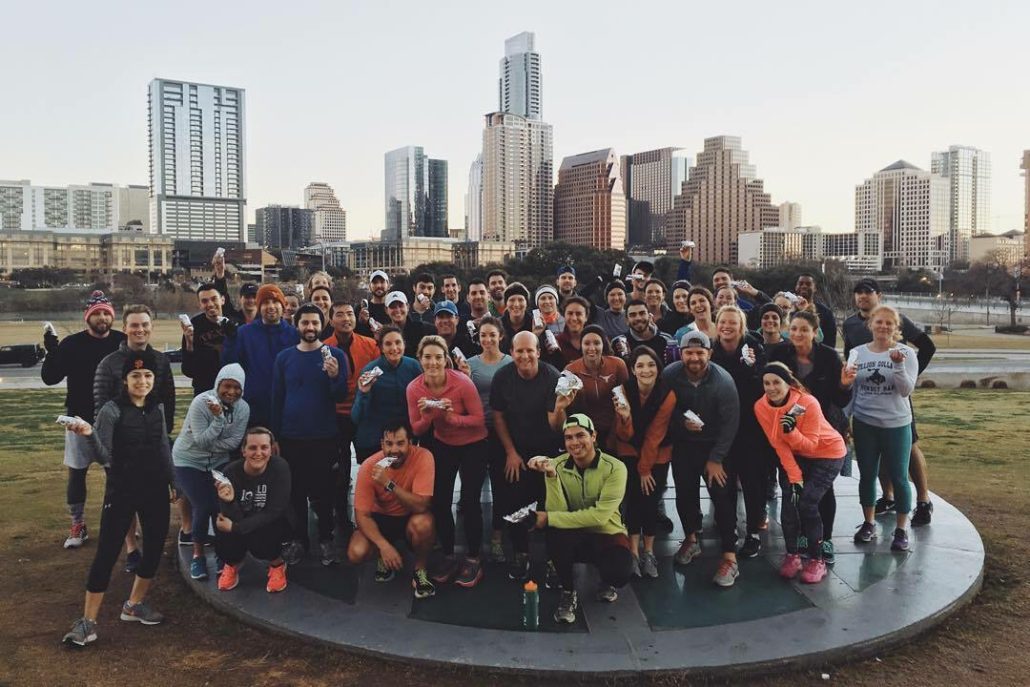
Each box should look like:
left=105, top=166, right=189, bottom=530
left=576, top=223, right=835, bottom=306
left=604, top=279, right=627, bottom=299
left=84, top=290, right=115, bottom=322
left=255, top=284, right=287, bottom=309
left=534, top=284, right=559, bottom=305
left=121, top=348, right=158, bottom=379
left=503, top=282, right=531, bottom=303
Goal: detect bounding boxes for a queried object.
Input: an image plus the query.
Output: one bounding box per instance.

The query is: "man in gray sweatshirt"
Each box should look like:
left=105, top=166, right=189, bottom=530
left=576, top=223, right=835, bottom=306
left=661, top=330, right=742, bottom=587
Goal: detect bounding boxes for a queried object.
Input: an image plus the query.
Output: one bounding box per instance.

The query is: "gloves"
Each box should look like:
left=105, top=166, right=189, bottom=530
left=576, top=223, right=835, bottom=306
left=43, top=332, right=59, bottom=354
left=790, top=482, right=804, bottom=509
left=780, top=413, right=797, bottom=434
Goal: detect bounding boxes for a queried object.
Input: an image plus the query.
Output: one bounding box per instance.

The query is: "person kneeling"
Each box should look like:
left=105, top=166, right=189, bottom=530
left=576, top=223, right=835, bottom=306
left=526, top=413, right=633, bottom=625
left=215, top=427, right=293, bottom=594
left=347, top=419, right=436, bottom=599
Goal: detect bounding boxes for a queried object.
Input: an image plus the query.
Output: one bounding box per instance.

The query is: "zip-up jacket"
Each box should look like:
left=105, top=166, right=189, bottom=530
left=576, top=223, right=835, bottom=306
left=351, top=355, right=423, bottom=450
left=221, top=319, right=299, bottom=426
left=94, top=343, right=175, bottom=433
left=754, top=389, right=847, bottom=484
left=89, top=397, right=174, bottom=494
left=324, top=331, right=381, bottom=416
left=660, top=360, right=739, bottom=464
left=542, top=449, right=627, bottom=535
left=172, top=364, right=250, bottom=471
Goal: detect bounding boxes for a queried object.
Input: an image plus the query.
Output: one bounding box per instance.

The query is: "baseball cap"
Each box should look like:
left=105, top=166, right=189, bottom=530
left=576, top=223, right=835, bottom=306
left=679, top=330, right=711, bottom=350
left=240, top=283, right=259, bottom=297
left=556, top=264, right=576, bottom=277
left=434, top=300, right=459, bottom=317
left=853, top=278, right=880, bottom=294
left=385, top=291, right=408, bottom=307
left=370, top=270, right=389, bottom=283
left=562, top=413, right=595, bottom=433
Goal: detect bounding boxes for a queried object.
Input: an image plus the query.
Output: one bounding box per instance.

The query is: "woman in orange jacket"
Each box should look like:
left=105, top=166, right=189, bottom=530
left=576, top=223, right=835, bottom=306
left=612, top=346, right=677, bottom=579
left=754, top=362, right=846, bottom=584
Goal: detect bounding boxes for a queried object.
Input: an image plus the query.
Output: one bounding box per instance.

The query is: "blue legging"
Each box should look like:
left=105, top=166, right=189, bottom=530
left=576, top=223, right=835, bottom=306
left=173, top=465, right=220, bottom=545
left=853, top=419, right=913, bottom=515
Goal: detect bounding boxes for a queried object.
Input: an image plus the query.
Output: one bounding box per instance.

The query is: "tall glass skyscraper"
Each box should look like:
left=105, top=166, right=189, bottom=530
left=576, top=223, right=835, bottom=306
left=148, top=79, right=246, bottom=242
left=427, top=159, right=448, bottom=237
left=499, top=31, right=542, bottom=120
left=930, top=145, right=991, bottom=264
left=383, top=146, right=447, bottom=239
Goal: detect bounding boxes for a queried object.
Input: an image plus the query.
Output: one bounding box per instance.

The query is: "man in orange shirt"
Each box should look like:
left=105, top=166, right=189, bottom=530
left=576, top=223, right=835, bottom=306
left=324, top=302, right=380, bottom=531
left=347, top=419, right=436, bottom=599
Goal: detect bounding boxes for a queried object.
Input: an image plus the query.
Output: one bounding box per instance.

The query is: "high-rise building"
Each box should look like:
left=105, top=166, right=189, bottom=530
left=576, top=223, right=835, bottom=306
left=666, top=136, right=780, bottom=264
left=779, top=202, right=802, bottom=231
left=621, top=148, right=691, bottom=247
left=499, top=31, right=542, bottom=120
left=304, top=182, right=347, bottom=242
left=465, top=155, right=483, bottom=241
left=1021, top=150, right=1030, bottom=256
left=737, top=225, right=882, bottom=272
left=148, top=79, right=247, bottom=242
left=0, top=180, right=150, bottom=232
left=481, top=112, right=554, bottom=248
left=930, top=145, right=991, bottom=263
left=553, top=148, right=626, bottom=250
left=384, top=146, right=437, bottom=240
left=854, top=160, right=950, bottom=272
left=427, top=159, right=448, bottom=238
left=255, top=205, right=313, bottom=250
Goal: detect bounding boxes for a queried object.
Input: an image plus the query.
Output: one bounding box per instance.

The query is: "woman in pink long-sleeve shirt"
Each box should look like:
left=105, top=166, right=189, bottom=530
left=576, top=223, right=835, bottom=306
left=406, top=335, right=488, bottom=588
left=754, top=362, right=845, bottom=585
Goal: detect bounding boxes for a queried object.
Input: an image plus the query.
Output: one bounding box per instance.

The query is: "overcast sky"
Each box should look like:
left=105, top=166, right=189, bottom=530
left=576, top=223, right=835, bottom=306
left=2, top=0, right=1027, bottom=240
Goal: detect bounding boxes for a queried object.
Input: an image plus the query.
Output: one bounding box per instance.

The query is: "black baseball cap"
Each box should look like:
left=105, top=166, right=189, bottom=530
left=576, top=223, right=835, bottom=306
left=240, top=283, right=259, bottom=297
left=853, top=278, right=880, bottom=294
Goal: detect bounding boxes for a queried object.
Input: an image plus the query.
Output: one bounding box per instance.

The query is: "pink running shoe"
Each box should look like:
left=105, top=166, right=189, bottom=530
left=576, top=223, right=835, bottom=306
left=800, top=558, right=828, bottom=584
left=779, top=553, right=803, bottom=580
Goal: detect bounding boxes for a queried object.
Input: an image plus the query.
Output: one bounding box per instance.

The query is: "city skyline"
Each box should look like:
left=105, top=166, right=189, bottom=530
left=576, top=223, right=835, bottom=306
left=2, top=2, right=1028, bottom=241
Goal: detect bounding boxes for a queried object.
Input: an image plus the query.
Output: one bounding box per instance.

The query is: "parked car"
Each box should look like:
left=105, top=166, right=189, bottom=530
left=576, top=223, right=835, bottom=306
left=163, top=346, right=183, bottom=363
left=0, top=344, right=44, bottom=367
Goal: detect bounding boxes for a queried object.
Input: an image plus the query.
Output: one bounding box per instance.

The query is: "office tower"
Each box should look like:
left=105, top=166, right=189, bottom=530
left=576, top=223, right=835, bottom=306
left=427, top=159, right=448, bottom=237
left=621, top=147, right=691, bottom=247
left=383, top=146, right=430, bottom=240
left=465, top=154, right=483, bottom=241
left=779, top=202, right=802, bottom=231
left=930, top=145, right=991, bottom=263
left=148, top=79, right=246, bottom=242
left=0, top=180, right=149, bottom=231
left=481, top=112, right=554, bottom=248
left=854, top=160, right=950, bottom=272
left=499, top=31, right=542, bottom=120
left=255, top=205, right=313, bottom=250
left=1021, top=150, right=1029, bottom=256
left=304, top=182, right=347, bottom=242
left=666, top=136, right=780, bottom=264
left=553, top=148, right=626, bottom=249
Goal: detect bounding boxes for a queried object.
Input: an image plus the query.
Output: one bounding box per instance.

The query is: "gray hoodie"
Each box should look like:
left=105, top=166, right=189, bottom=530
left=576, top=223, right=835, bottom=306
left=172, top=363, right=250, bottom=471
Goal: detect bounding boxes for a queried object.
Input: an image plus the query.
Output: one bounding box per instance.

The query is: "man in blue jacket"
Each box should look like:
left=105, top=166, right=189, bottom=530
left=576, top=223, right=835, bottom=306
left=222, top=284, right=299, bottom=427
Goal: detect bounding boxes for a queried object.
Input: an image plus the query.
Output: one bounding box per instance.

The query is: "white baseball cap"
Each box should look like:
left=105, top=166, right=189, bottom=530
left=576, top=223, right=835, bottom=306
left=385, top=291, right=408, bottom=307
left=370, top=269, right=390, bottom=283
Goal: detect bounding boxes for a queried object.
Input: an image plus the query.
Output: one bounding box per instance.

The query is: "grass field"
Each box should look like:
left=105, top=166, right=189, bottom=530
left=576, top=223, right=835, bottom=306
left=0, top=389, right=1028, bottom=686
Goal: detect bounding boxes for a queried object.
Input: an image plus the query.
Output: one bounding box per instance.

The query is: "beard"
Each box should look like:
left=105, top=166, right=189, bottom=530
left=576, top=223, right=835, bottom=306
left=87, top=320, right=110, bottom=336
left=302, top=331, right=320, bottom=343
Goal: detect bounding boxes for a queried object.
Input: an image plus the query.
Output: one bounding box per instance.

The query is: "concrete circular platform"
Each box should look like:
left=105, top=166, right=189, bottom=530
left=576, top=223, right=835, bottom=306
left=178, top=475, right=984, bottom=678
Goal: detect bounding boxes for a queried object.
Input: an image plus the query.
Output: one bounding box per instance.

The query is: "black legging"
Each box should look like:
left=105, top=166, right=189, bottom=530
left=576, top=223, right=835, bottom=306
left=494, top=464, right=545, bottom=554
left=619, top=456, right=669, bottom=538
left=482, top=429, right=506, bottom=532
left=671, top=444, right=738, bottom=553
left=86, top=480, right=169, bottom=593
left=216, top=519, right=290, bottom=565
left=426, top=438, right=488, bottom=557
left=67, top=467, right=88, bottom=505
left=734, top=438, right=777, bottom=535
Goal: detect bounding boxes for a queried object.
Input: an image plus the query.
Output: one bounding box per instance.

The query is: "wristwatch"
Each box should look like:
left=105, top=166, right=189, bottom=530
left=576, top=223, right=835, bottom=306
left=385, top=480, right=396, bottom=493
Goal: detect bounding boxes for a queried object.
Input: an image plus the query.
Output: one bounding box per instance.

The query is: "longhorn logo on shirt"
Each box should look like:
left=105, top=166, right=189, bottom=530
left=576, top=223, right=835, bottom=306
left=867, top=368, right=887, bottom=385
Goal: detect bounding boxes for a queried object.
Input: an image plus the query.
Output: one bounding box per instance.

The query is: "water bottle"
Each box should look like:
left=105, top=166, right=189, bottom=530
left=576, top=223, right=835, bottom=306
left=522, top=580, right=539, bottom=630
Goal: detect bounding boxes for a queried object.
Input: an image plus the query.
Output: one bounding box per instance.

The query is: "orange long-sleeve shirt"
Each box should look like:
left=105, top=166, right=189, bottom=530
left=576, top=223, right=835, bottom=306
left=753, top=389, right=846, bottom=484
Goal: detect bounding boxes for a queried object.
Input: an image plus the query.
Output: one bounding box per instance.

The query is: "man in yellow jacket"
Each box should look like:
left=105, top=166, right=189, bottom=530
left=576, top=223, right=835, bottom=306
left=527, top=413, right=632, bottom=624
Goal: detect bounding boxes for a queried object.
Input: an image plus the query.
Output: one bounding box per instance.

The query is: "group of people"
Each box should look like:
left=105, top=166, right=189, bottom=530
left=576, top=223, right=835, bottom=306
left=47, top=244, right=937, bottom=644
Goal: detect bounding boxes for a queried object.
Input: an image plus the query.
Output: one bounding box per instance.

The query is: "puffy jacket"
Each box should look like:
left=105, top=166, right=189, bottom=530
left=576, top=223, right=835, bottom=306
left=89, top=397, right=174, bottom=494
left=221, top=319, right=299, bottom=426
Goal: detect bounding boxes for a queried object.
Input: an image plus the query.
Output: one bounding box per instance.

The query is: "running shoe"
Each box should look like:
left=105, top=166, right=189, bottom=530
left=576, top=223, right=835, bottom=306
left=821, top=540, right=836, bottom=565
left=544, top=560, right=560, bottom=589
left=64, top=522, right=88, bottom=549
left=853, top=522, right=877, bottom=544
left=177, top=530, right=193, bottom=546
left=319, top=540, right=338, bottom=567
left=712, top=559, right=739, bottom=587
left=374, top=558, right=395, bottom=583
left=639, top=551, right=659, bottom=579
left=218, top=563, right=240, bottom=591
left=455, top=558, right=483, bottom=588
left=779, top=553, right=803, bottom=580
left=189, top=556, right=208, bottom=581
left=124, top=549, right=142, bottom=574
left=674, top=539, right=702, bottom=566
left=738, top=534, right=762, bottom=559
left=596, top=585, right=618, bottom=603
left=431, top=554, right=460, bottom=584
left=890, top=527, right=910, bottom=552
left=266, top=563, right=288, bottom=593
left=119, top=601, right=164, bottom=625
left=62, top=617, right=97, bottom=647
left=488, top=539, right=507, bottom=563
left=554, top=589, right=578, bottom=624
left=874, top=497, right=896, bottom=516
left=508, top=552, right=530, bottom=582
left=800, top=558, right=828, bottom=584
left=282, top=541, right=305, bottom=566
left=412, top=568, right=436, bottom=599
left=912, top=500, right=934, bottom=527
left=630, top=556, right=641, bottom=578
